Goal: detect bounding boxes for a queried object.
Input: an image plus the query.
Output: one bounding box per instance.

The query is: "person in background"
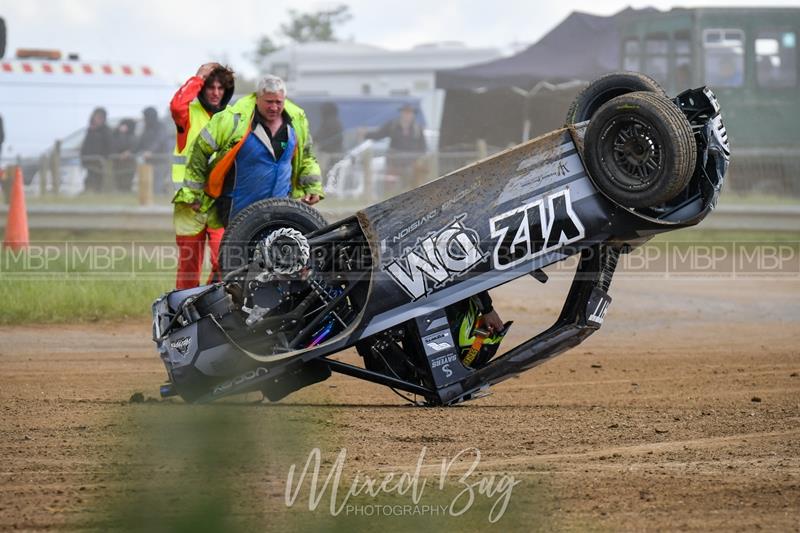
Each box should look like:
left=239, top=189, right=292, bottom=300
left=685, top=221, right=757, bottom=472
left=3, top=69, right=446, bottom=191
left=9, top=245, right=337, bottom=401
left=136, top=106, right=171, bottom=194
left=365, top=103, right=426, bottom=167
left=79, top=107, right=111, bottom=193
left=314, top=102, right=344, bottom=155
left=364, top=103, right=427, bottom=193
left=110, top=118, right=137, bottom=192
left=170, top=62, right=235, bottom=289
left=184, top=74, right=323, bottom=231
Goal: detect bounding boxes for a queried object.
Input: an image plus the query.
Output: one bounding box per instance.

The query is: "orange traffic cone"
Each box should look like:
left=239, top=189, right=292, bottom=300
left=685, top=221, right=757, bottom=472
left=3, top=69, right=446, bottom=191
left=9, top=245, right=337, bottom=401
left=3, top=167, right=30, bottom=251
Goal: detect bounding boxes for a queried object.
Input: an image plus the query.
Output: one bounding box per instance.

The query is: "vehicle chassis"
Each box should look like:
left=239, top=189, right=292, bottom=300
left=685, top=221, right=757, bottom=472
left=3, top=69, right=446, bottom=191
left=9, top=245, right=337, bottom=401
left=153, top=86, right=729, bottom=405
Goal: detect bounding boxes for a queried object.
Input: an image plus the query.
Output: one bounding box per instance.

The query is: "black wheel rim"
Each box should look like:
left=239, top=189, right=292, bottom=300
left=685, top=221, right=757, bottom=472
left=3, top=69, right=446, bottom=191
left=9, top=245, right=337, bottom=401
left=600, top=116, right=663, bottom=190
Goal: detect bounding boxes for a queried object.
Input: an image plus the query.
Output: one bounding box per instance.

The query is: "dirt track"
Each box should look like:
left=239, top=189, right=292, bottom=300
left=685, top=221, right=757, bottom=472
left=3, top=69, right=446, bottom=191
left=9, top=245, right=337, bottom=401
left=1, top=274, right=799, bottom=531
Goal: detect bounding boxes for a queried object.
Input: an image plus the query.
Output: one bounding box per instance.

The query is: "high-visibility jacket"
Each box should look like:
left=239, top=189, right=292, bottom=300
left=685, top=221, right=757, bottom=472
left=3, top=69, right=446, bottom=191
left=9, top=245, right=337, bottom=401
left=184, top=94, right=323, bottom=228
left=172, top=101, right=213, bottom=235
left=171, top=101, right=211, bottom=186
left=170, top=75, right=232, bottom=235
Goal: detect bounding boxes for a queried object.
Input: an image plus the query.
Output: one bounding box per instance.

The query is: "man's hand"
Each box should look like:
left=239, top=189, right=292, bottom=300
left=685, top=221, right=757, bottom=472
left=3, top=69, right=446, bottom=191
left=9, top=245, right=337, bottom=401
left=301, top=194, right=321, bottom=206
left=482, top=309, right=505, bottom=333
left=196, top=62, right=220, bottom=79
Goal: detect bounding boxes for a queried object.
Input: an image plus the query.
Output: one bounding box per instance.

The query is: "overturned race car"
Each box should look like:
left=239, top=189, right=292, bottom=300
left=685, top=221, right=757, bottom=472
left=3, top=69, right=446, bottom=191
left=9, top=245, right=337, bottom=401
left=152, top=72, right=729, bottom=405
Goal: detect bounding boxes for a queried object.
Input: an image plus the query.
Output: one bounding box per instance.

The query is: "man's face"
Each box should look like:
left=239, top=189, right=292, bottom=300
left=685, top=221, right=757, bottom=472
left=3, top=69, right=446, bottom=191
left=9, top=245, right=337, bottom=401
left=256, top=91, right=286, bottom=122
left=203, top=79, right=225, bottom=107
left=90, top=112, right=105, bottom=128
left=400, top=108, right=415, bottom=127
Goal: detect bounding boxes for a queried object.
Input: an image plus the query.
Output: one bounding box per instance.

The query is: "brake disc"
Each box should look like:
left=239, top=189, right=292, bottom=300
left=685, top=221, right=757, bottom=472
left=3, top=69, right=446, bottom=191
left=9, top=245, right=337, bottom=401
left=257, top=227, right=311, bottom=277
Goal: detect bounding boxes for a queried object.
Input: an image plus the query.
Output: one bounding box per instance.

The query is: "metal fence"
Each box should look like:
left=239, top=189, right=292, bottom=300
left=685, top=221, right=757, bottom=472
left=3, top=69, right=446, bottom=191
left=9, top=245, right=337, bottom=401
left=1, top=148, right=494, bottom=207
left=1, top=153, right=173, bottom=202
left=318, top=148, right=494, bottom=204
left=2, top=145, right=799, bottom=209
left=726, top=149, right=800, bottom=197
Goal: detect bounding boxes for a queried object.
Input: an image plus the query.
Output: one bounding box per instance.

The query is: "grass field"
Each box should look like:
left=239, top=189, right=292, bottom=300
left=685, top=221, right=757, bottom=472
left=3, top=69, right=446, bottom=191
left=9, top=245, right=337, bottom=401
left=1, top=230, right=178, bottom=324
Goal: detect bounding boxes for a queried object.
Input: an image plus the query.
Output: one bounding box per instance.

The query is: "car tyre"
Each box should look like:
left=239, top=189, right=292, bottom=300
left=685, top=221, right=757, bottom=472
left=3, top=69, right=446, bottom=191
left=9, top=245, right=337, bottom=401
left=565, top=71, right=666, bottom=125
left=219, top=198, right=327, bottom=277
left=584, top=91, right=696, bottom=208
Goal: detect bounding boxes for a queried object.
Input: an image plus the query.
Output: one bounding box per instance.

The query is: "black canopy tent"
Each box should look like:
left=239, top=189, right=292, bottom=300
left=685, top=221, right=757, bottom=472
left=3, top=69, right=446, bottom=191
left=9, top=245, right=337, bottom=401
left=436, top=8, right=654, bottom=150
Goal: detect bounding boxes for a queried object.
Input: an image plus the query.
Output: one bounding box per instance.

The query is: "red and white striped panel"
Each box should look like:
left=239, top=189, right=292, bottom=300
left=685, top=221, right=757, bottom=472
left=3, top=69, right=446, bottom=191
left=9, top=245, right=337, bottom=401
left=0, top=62, right=153, bottom=76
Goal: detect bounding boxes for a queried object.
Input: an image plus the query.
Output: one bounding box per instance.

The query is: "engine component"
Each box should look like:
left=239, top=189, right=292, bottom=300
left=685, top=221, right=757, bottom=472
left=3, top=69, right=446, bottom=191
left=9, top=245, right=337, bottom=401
left=255, top=227, right=310, bottom=280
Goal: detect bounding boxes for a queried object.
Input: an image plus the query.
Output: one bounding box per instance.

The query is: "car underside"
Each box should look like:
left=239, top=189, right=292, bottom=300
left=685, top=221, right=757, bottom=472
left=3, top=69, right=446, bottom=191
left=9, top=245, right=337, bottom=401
left=153, top=73, right=729, bottom=405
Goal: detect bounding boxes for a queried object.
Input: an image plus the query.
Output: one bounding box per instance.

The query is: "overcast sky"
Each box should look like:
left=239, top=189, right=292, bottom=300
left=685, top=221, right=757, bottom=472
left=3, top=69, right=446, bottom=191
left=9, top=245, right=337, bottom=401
left=3, top=0, right=799, bottom=83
